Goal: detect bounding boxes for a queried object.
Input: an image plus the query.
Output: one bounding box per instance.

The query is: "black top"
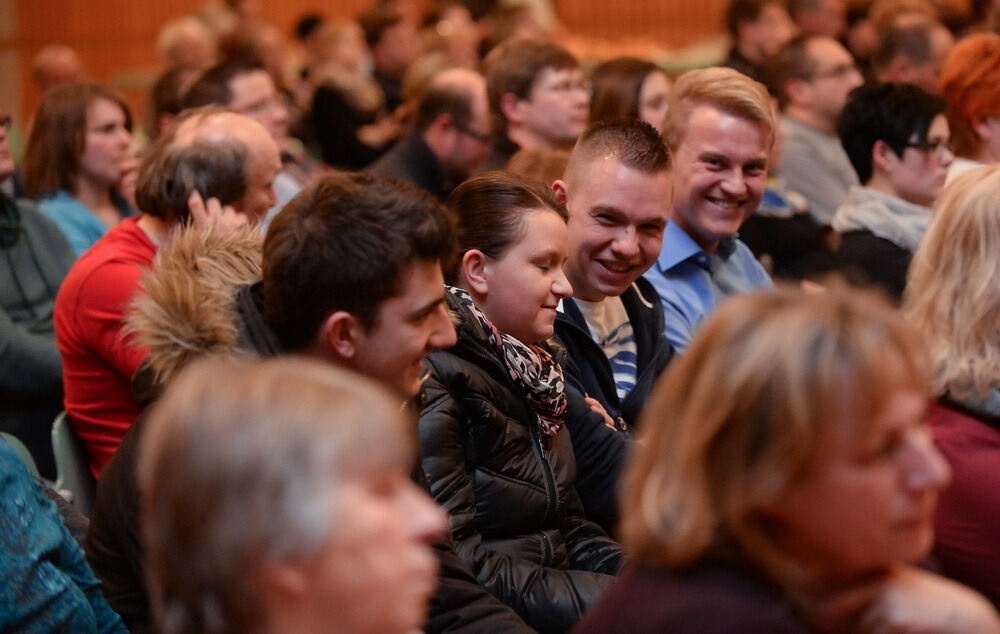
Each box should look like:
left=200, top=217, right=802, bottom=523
left=837, top=229, right=912, bottom=303
left=368, top=130, right=452, bottom=200
left=311, top=83, right=386, bottom=170
left=477, top=135, right=521, bottom=173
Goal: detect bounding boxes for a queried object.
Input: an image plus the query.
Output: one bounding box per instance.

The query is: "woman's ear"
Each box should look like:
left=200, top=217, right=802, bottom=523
left=460, top=249, right=490, bottom=296
left=871, top=139, right=898, bottom=173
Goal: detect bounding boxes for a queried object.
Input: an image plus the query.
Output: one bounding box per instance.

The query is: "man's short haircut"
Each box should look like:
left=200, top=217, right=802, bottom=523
left=838, top=82, right=945, bottom=183
left=357, top=6, right=405, bottom=47
left=766, top=33, right=821, bottom=108
left=726, top=0, right=781, bottom=37
left=135, top=107, right=249, bottom=223
left=262, top=172, right=456, bottom=351
left=483, top=37, right=579, bottom=140
left=663, top=66, right=775, bottom=152
left=414, top=79, right=474, bottom=133
left=872, top=22, right=935, bottom=71
left=182, top=60, right=263, bottom=109
left=566, top=119, right=670, bottom=186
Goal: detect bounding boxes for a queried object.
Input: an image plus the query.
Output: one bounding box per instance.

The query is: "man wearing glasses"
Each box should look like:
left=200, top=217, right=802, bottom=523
left=369, top=68, right=490, bottom=200
left=770, top=34, right=865, bottom=225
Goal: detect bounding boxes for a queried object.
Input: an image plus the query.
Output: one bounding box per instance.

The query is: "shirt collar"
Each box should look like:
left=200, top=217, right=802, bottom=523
left=656, top=220, right=738, bottom=272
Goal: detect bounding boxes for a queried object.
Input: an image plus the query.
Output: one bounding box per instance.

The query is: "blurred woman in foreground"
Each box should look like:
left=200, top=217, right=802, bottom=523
left=577, top=284, right=1000, bottom=633
left=905, top=165, right=1000, bottom=608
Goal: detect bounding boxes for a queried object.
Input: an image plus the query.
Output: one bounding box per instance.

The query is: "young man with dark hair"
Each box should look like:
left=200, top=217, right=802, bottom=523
left=369, top=68, right=490, bottom=199
left=645, top=67, right=773, bottom=353
left=480, top=37, right=589, bottom=172
left=770, top=34, right=865, bottom=225
left=88, top=171, right=535, bottom=633
left=550, top=119, right=674, bottom=529
left=723, top=0, right=796, bottom=82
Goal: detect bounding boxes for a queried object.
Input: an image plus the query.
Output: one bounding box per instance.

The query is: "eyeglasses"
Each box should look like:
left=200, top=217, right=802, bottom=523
left=455, top=123, right=490, bottom=144
left=906, top=140, right=955, bottom=159
left=807, top=63, right=859, bottom=81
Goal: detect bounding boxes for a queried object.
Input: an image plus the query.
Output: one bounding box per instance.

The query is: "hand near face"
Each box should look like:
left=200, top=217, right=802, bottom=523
left=860, top=566, right=1000, bottom=634
left=116, top=156, right=141, bottom=209
left=187, top=190, right=247, bottom=231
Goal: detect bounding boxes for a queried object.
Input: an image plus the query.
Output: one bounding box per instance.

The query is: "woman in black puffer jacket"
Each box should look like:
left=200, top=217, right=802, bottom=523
left=418, top=173, right=623, bottom=634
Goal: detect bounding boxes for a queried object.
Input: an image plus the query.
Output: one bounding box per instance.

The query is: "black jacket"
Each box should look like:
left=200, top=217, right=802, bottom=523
left=419, top=295, right=623, bottom=634
left=368, top=131, right=452, bottom=200
left=86, top=228, right=534, bottom=634
left=552, top=280, right=673, bottom=530
left=837, top=229, right=912, bottom=303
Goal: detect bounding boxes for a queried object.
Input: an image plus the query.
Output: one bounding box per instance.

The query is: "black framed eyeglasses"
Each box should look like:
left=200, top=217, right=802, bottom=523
left=455, top=124, right=490, bottom=144
left=905, top=140, right=955, bottom=159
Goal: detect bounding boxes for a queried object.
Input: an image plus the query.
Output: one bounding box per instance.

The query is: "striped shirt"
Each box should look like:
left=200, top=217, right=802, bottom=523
left=574, top=296, right=637, bottom=401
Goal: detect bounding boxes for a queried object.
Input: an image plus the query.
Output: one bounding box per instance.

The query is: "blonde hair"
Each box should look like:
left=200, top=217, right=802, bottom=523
left=662, top=66, right=775, bottom=152
left=621, top=283, right=926, bottom=580
left=904, top=165, right=1000, bottom=400
left=140, top=356, right=412, bottom=634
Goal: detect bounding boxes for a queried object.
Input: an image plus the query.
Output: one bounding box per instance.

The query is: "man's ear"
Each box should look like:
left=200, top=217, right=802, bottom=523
left=318, top=310, right=361, bottom=360
left=784, top=78, right=809, bottom=108
left=551, top=179, right=568, bottom=204
left=499, top=92, right=526, bottom=125
left=256, top=561, right=308, bottom=600
left=460, top=249, right=490, bottom=296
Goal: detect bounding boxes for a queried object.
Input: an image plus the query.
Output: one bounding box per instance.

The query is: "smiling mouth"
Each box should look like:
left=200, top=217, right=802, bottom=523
left=599, top=261, right=638, bottom=274
left=708, top=197, right=746, bottom=211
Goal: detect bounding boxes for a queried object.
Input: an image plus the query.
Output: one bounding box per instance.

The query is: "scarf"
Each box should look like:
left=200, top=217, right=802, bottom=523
left=447, top=286, right=567, bottom=437
left=831, top=186, right=933, bottom=252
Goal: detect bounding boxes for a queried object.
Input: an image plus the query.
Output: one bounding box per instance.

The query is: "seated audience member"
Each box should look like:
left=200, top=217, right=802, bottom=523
left=309, top=19, right=400, bottom=170
left=156, top=15, right=217, bottom=74
left=369, top=68, right=490, bottom=199
left=0, top=440, right=126, bottom=632
left=550, top=121, right=673, bottom=528
left=788, top=0, right=847, bottom=38
left=146, top=67, right=199, bottom=142
left=833, top=82, right=952, bottom=302
left=589, top=57, right=672, bottom=134
left=871, top=20, right=953, bottom=94
left=904, top=165, right=1000, bottom=607
left=769, top=34, right=864, bottom=225
left=480, top=37, right=589, bottom=172
left=937, top=32, right=1000, bottom=182
left=87, top=172, right=535, bottom=633
left=359, top=6, right=420, bottom=112
left=182, top=60, right=303, bottom=233
left=722, top=0, right=796, bottom=83
left=32, top=45, right=85, bottom=93
left=421, top=173, right=623, bottom=632
left=23, top=84, right=136, bottom=257
left=55, top=108, right=279, bottom=477
left=577, top=284, right=1000, bottom=633
left=140, top=356, right=447, bottom=634
left=644, top=67, right=773, bottom=353
left=0, top=113, right=75, bottom=480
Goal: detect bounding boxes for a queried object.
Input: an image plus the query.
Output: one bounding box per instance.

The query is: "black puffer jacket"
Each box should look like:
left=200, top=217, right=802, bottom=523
left=419, top=294, right=623, bottom=634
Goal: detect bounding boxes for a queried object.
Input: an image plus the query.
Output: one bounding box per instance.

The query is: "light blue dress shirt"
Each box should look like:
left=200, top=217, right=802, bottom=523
left=644, top=220, right=772, bottom=353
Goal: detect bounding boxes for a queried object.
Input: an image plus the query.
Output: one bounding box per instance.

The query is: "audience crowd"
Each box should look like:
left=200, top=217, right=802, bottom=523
left=3, top=0, right=1000, bottom=631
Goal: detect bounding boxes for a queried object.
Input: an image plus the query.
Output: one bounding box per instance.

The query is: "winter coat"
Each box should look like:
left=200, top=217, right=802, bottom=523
left=419, top=293, right=624, bottom=634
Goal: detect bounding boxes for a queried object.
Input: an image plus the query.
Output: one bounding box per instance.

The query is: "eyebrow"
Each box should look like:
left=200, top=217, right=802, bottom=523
left=405, top=296, right=446, bottom=321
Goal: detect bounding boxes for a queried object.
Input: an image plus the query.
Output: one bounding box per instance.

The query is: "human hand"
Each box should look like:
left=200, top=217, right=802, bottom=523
left=860, top=566, right=1000, bottom=634
left=187, top=190, right=246, bottom=232
left=117, top=157, right=141, bottom=209
left=584, top=396, right=617, bottom=431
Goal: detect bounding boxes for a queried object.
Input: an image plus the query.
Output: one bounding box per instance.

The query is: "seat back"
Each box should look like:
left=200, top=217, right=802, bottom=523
left=52, top=411, right=96, bottom=516
left=1, top=432, right=41, bottom=478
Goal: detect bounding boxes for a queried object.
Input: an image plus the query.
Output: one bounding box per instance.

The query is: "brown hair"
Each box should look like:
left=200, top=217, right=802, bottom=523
left=564, top=119, right=670, bottom=190
left=263, top=172, right=456, bottom=350
left=937, top=32, right=1000, bottom=159
left=589, top=57, right=662, bottom=124
left=621, top=283, right=926, bottom=581
left=483, top=37, right=579, bottom=140
left=445, top=171, right=564, bottom=283
left=22, top=83, right=133, bottom=199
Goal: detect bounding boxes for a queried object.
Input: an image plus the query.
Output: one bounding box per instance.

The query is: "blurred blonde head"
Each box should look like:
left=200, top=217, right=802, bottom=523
left=904, top=165, right=1000, bottom=400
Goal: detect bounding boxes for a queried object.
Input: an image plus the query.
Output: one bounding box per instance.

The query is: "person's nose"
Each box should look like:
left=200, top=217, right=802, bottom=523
left=551, top=264, right=573, bottom=299
left=902, top=426, right=952, bottom=495
left=402, top=482, right=448, bottom=544
left=428, top=303, right=457, bottom=350
left=720, top=168, right=747, bottom=197
left=610, top=228, right=640, bottom=260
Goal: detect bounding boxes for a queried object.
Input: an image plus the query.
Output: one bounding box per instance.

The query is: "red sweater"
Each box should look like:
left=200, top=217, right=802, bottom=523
left=930, top=402, right=1000, bottom=607
left=54, top=217, right=156, bottom=476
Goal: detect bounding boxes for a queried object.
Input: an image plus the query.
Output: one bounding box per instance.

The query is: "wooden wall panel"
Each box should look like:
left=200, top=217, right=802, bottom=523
left=5, top=0, right=731, bottom=127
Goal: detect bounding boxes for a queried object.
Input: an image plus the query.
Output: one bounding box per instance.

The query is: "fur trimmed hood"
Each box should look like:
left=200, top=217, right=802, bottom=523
left=126, top=224, right=263, bottom=389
